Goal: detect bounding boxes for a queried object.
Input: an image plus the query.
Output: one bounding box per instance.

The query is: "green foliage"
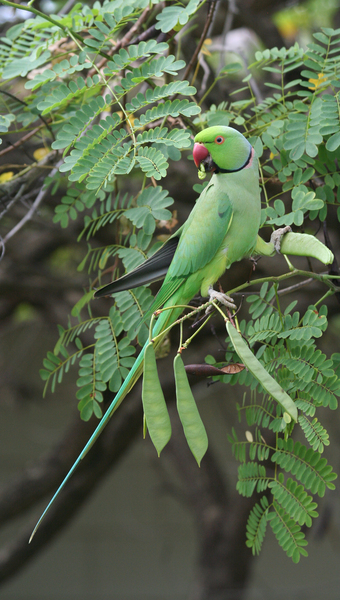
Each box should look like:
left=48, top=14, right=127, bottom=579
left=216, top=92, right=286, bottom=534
left=298, top=414, right=330, bottom=452
left=0, top=21, right=55, bottom=79
left=271, top=438, right=336, bottom=496
left=2, top=0, right=340, bottom=563
left=268, top=503, right=308, bottom=563
left=237, top=462, right=269, bottom=496
left=211, top=283, right=338, bottom=562
left=155, top=0, right=201, bottom=33
left=246, top=497, right=269, bottom=555
left=268, top=474, right=318, bottom=527
left=76, top=352, right=106, bottom=421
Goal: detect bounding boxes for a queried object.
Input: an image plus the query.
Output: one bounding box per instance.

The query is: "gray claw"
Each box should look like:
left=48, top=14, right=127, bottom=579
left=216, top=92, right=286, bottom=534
left=208, top=287, right=237, bottom=310
left=270, top=226, right=292, bottom=253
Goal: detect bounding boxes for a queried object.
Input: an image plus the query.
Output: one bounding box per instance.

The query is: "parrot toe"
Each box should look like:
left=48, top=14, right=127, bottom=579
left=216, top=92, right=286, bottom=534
left=270, top=226, right=292, bottom=253
left=208, top=287, right=237, bottom=310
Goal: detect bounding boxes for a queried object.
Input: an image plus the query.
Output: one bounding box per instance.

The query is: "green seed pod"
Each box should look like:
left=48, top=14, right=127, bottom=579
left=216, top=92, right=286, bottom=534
left=174, top=353, right=208, bottom=466
left=142, top=343, right=171, bottom=455
left=280, top=232, right=334, bottom=265
left=226, top=322, right=298, bottom=423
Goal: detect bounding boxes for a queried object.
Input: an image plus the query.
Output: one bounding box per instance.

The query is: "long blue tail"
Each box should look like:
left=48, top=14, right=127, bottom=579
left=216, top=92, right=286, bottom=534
left=29, top=307, right=176, bottom=542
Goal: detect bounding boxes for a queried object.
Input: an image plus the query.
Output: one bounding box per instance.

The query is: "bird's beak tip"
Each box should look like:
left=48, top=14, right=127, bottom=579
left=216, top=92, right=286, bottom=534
left=193, top=142, right=209, bottom=168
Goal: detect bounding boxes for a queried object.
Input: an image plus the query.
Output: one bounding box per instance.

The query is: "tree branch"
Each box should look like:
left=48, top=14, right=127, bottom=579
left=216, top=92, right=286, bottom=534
left=2, top=160, right=62, bottom=247
left=182, top=0, right=218, bottom=83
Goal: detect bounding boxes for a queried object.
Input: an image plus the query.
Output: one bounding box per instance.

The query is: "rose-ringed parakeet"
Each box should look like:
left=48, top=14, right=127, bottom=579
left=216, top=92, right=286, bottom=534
left=30, top=125, right=333, bottom=539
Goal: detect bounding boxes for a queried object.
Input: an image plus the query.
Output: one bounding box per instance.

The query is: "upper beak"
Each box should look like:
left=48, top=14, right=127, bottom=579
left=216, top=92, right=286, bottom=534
left=193, top=142, right=209, bottom=168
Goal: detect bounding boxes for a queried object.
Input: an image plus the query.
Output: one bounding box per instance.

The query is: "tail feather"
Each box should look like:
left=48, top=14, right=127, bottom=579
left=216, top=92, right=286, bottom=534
left=29, top=304, right=181, bottom=542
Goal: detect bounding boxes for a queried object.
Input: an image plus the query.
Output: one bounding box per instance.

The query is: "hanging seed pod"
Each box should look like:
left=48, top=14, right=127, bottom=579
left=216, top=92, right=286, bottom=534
left=142, top=343, right=171, bottom=455
left=174, top=353, right=208, bottom=466
left=280, top=232, right=333, bottom=265
left=226, top=321, right=297, bottom=423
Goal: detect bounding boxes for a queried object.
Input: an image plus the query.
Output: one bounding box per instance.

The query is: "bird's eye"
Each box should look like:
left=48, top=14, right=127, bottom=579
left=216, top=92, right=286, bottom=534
left=215, top=136, right=224, bottom=144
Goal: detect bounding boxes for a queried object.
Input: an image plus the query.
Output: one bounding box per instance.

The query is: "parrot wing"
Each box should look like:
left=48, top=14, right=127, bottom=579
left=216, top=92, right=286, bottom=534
left=94, top=234, right=181, bottom=297
left=95, top=180, right=234, bottom=318
left=145, top=181, right=234, bottom=313
left=167, top=182, right=233, bottom=278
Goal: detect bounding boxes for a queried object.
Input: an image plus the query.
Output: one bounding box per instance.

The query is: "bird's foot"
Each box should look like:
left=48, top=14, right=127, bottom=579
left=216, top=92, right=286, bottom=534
left=207, top=286, right=237, bottom=311
left=270, top=226, right=292, bottom=253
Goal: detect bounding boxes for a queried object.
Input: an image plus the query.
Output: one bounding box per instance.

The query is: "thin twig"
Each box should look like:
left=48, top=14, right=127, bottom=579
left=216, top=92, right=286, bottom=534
left=58, top=0, right=76, bottom=15
left=0, top=90, right=54, bottom=140
left=0, top=236, right=4, bottom=262
left=196, top=54, right=211, bottom=97
left=0, top=183, right=25, bottom=220
left=182, top=0, right=218, bottom=82
left=229, top=269, right=340, bottom=297
left=277, top=278, right=314, bottom=296
left=217, top=0, right=238, bottom=72
left=0, top=124, right=48, bottom=158
left=89, top=7, right=151, bottom=77
left=115, top=6, right=151, bottom=52
left=128, top=24, right=158, bottom=46
left=2, top=160, right=63, bottom=247
left=232, top=277, right=315, bottom=297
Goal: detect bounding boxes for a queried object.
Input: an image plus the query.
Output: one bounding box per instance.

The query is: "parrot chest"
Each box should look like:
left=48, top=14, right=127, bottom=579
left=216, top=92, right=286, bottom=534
left=164, top=162, right=261, bottom=300
left=218, top=171, right=261, bottom=265
left=197, top=172, right=260, bottom=297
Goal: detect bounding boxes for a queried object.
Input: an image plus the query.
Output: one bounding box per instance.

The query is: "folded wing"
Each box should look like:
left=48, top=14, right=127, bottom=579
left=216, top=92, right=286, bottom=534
left=94, top=236, right=180, bottom=297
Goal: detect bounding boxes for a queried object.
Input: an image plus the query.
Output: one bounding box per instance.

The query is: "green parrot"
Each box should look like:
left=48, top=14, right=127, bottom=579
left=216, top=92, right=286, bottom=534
left=30, top=126, right=333, bottom=540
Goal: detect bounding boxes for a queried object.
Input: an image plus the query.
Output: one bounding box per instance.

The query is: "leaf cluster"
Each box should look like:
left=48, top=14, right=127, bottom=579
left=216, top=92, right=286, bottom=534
left=216, top=283, right=338, bottom=562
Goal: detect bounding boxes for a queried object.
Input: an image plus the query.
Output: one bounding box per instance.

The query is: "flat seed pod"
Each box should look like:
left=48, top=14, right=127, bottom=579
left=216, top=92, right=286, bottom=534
left=142, top=343, right=171, bottom=455
left=280, top=232, right=333, bottom=265
left=226, top=322, right=298, bottom=423
left=174, top=354, right=208, bottom=466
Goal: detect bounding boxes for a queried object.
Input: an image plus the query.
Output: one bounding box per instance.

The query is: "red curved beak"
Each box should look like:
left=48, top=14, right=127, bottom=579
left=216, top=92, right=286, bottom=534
left=193, top=142, right=209, bottom=168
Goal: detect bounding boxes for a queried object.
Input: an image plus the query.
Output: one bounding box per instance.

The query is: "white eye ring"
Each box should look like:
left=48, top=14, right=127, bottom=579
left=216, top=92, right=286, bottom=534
left=215, top=136, right=224, bottom=144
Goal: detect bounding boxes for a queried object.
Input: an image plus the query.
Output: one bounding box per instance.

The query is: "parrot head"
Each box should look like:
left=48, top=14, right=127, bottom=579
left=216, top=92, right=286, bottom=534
left=193, top=126, right=253, bottom=177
